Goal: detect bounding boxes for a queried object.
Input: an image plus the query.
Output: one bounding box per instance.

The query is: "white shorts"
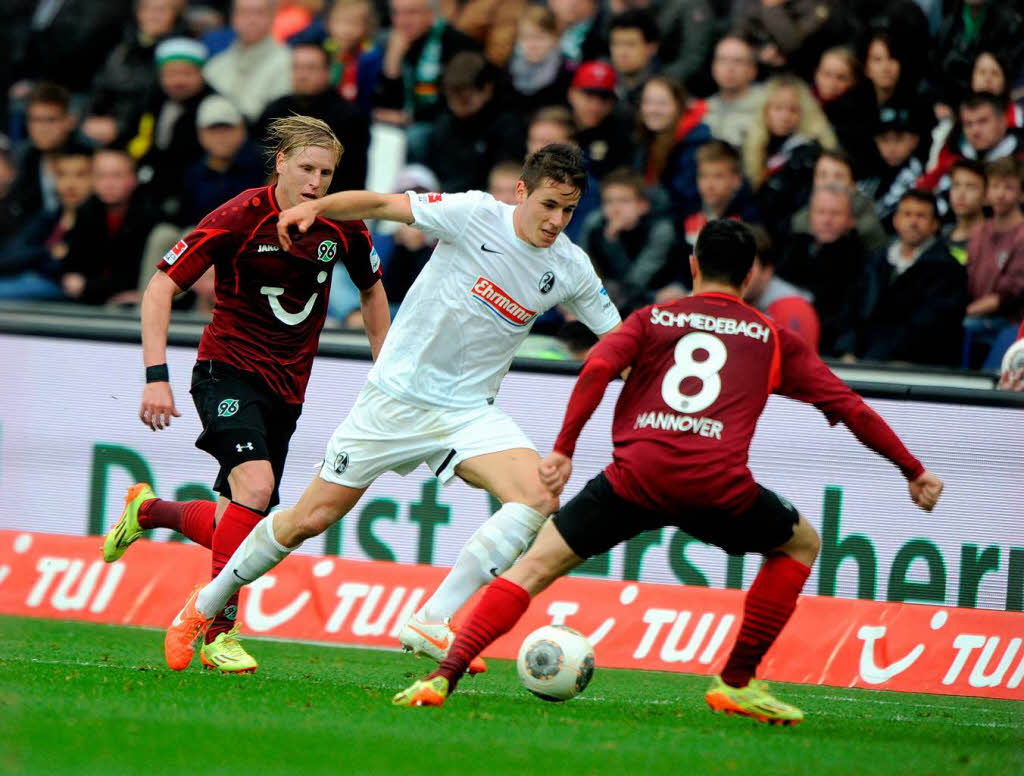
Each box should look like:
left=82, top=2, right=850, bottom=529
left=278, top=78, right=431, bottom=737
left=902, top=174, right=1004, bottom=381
left=319, top=382, right=536, bottom=488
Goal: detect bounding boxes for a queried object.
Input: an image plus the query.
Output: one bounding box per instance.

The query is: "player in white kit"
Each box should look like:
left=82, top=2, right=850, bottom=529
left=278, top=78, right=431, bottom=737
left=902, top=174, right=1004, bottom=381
left=164, top=144, right=622, bottom=673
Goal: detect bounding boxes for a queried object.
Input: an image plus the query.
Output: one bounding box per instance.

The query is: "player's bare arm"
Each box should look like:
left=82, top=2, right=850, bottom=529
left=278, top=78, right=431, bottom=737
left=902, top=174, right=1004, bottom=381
left=277, top=192, right=414, bottom=251
left=359, top=279, right=391, bottom=360
left=139, top=270, right=184, bottom=431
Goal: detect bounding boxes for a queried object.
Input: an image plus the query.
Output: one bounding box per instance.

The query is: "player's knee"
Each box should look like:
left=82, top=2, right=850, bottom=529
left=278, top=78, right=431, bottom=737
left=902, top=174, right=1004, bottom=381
left=519, top=487, right=559, bottom=518
left=791, top=517, right=821, bottom=561
left=229, top=467, right=275, bottom=511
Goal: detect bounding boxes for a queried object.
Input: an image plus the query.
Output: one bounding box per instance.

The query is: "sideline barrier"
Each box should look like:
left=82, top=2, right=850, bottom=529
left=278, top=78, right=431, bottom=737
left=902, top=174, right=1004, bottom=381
left=1, top=333, right=1022, bottom=614
left=2, top=531, right=1021, bottom=701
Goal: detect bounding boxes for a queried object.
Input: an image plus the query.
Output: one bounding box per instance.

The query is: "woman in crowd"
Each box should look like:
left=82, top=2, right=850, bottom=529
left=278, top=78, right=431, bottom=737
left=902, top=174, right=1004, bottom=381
left=743, top=74, right=837, bottom=236
left=635, top=75, right=710, bottom=217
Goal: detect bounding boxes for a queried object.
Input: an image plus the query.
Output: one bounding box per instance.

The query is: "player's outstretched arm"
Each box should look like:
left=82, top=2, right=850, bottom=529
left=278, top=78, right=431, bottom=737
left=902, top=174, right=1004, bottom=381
left=277, top=192, right=414, bottom=251
left=909, top=470, right=944, bottom=512
left=139, top=271, right=183, bottom=431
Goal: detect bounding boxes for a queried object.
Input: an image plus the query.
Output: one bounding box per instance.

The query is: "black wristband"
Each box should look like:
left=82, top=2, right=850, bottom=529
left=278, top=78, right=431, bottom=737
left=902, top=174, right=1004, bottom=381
left=146, top=364, right=170, bottom=383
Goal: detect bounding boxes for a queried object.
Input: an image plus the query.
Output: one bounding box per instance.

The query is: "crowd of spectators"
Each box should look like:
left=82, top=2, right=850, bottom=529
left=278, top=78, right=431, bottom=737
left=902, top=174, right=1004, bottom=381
left=2, top=0, right=1024, bottom=374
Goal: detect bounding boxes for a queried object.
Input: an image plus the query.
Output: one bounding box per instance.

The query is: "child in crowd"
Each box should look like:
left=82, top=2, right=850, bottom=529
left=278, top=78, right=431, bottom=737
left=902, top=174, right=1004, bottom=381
left=508, top=6, right=573, bottom=114
left=578, top=167, right=676, bottom=311
left=682, top=140, right=759, bottom=248
left=858, top=108, right=924, bottom=231
left=487, top=160, right=522, bottom=205
left=0, top=142, right=94, bottom=300
left=943, top=159, right=986, bottom=266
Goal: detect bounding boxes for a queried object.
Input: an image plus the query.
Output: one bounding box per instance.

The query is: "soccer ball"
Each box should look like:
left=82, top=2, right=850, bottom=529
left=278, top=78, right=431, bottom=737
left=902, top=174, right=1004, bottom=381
left=516, top=625, right=595, bottom=702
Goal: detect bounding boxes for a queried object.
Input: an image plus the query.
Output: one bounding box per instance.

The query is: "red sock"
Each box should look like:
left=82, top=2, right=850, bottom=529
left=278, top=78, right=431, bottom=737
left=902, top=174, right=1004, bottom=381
left=433, top=577, right=531, bottom=691
left=138, top=499, right=216, bottom=549
left=721, top=553, right=810, bottom=688
left=207, top=501, right=265, bottom=642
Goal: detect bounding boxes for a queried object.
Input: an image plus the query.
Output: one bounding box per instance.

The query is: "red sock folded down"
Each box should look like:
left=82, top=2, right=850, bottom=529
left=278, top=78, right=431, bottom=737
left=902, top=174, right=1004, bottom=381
left=721, top=553, right=810, bottom=688
left=138, top=499, right=216, bottom=549
left=207, top=501, right=265, bottom=642
left=434, top=577, right=531, bottom=691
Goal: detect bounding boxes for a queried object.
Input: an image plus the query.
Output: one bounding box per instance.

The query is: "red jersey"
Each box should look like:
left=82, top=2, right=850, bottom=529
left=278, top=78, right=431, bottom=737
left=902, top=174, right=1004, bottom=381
left=554, top=292, right=923, bottom=515
left=158, top=186, right=382, bottom=404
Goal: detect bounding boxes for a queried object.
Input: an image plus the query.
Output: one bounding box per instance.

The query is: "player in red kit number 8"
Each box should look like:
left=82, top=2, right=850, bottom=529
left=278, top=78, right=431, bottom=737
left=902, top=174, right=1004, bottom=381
left=394, top=219, right=944, bottom=722
left=102, top=116, right=389, bottom=673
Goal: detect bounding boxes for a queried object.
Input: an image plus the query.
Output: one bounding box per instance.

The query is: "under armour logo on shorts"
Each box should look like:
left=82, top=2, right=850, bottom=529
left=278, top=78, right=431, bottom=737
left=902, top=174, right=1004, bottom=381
left=236, top=442, right=253, bottom=452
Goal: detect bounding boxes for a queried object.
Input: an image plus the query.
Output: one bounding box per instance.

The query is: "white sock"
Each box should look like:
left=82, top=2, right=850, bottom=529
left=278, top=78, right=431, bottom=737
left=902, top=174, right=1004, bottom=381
left=196, top=512, right=297, bottom=617
left=417, top=502, right=545, bottom=622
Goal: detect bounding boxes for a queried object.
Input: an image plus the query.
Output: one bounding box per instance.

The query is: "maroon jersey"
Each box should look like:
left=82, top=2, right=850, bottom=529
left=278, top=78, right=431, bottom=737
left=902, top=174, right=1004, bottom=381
left=158, top=185, right=381, bottom=403
left=554, top=292, right=923, bottom=515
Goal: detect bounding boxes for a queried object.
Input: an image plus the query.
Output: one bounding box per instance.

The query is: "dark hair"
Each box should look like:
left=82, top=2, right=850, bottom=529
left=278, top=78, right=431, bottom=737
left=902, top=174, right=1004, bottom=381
left=817, top=147, right=853, bottom=173
left=694, top=219, right=756, bottom=286
left=600, top=167, right=647, bottom=199
left=521, top=143, right=587, bottom=196
left=696, top=139, right=741, bottom=174
left=609, top=9, right=659, bottom=44
left=52, top=138, right=94, bottom=162
left=950, top=157, right=987, bottom=184
left=747, top=223, right=774, bottom=266
left=28, top=82, right=71, bottom=111
left=960, top=90, right=1006, bottom=115
left=443, top=51, right=493, bottom=93
left=293, top=41, right=332, bottom=68
left=897, top=188, right=939, bottom=219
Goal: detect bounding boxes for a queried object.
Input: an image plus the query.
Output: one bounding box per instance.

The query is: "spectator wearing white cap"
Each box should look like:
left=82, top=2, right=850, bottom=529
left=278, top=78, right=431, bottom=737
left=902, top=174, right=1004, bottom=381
left=204, top=0, right=293, bottom=123
left=181, top=95, right=264, bottom=225
left=128, top=36, right=216, bottom=223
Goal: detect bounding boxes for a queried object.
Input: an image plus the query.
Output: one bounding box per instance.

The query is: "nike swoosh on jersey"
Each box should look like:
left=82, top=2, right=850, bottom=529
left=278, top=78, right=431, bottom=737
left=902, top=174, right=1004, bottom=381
left=407, top=624, right=451, bottom=651
left=480, top=243, right=502, bottom=254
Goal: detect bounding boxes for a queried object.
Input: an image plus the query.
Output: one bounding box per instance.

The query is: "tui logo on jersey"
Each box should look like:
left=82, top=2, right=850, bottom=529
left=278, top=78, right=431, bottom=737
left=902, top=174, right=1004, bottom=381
left=538, top=271, right=555, bottom=294
left=471, top=277, right=536, bottom=327
left=317, top=240, right=337, bottom=262
left=162, top=239, right=188, bottom=265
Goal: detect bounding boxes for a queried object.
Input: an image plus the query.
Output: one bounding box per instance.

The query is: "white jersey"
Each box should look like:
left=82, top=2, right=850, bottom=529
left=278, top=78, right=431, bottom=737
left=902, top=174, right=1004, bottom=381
left=367, top=190, right=621, bottom=409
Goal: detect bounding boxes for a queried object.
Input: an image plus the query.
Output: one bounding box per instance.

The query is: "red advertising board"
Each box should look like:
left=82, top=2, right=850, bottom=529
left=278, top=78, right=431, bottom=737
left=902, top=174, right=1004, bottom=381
left=2, top=531, right=1021, bottom=700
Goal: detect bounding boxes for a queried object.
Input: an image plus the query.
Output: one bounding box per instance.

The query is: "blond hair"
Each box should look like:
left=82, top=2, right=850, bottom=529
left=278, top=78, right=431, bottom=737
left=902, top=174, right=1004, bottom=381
left=742, top=75, right=838, bottom=187
left=265, top=115, right=343, bottom=182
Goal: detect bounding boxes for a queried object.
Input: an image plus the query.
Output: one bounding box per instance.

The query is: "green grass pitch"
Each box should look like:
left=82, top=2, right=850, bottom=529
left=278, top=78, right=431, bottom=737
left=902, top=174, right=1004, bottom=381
left=2, top=615, right=1021, bottom=776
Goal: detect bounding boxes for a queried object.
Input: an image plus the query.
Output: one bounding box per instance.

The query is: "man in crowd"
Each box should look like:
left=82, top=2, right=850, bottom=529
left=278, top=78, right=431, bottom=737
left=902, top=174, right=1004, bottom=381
left=422, top=52, right=524, bottom=191
left=702, top=35, right=763, bottom=150
left=6, top=82, right=77, bottom=239
left=204, top=0, right=293, bottom=123
left=777, top=185, right=866, bottom=356
left=256, top=42, right=370, bottom=193
left=854, top=190, right=966, bottom=365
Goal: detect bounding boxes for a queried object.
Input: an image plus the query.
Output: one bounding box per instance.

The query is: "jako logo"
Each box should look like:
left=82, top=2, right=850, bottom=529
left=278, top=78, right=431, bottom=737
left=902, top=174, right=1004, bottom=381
left=471, top=277, right=536, bottom=327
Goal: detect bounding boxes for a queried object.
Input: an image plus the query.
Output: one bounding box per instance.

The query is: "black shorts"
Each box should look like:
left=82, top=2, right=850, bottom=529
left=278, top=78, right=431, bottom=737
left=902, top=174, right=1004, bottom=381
left=553, top=472, right=799, bottom=559
left=189, top=360, right=301, bottom=508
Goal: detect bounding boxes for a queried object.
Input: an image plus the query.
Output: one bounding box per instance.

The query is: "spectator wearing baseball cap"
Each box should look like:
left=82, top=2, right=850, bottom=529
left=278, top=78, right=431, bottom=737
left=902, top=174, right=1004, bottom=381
left=180, top=95, right=264, bottom=225
left=127, top=36, right=215, bottom=223
left=568, top=61, right=634, bottom=181
left=859, top=107, right=925, bottom=232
